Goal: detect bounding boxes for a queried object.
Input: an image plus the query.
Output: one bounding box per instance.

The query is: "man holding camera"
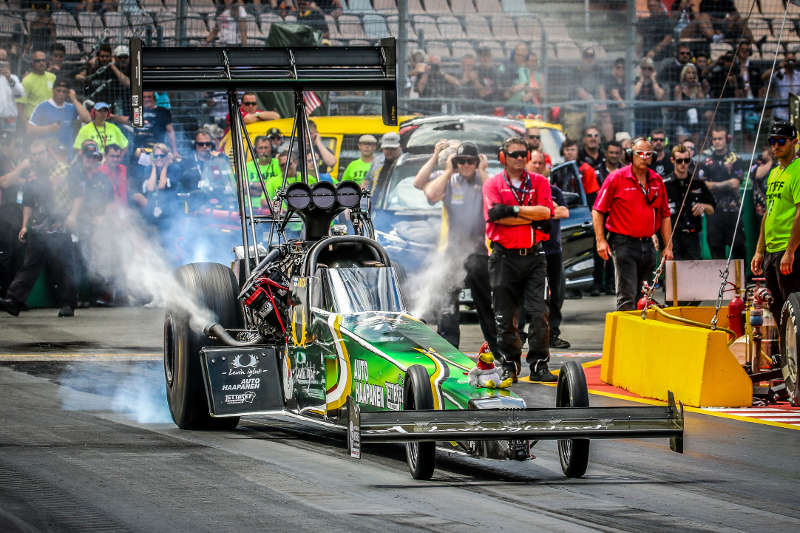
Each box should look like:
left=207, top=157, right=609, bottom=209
left=419, top=141, right=494, bottom=353
left=0, top=48, right=23, bottom=132
left=0, top=140, right=83, bottom=318
left=484, top=137, right=556, bottom=383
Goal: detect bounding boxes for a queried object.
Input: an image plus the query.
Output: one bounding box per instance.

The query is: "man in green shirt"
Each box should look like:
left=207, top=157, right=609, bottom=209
left=73, top=102, right=129, bottom=154
left=752, top=121, right=800, bottom=320
left=340, top=134, right=376, bottom=187
left=244, top=135, right=281, bottom=208
left=18, top=50, right=56, bottom=120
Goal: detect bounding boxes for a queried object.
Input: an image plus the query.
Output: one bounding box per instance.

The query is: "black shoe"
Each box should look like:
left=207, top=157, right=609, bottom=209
left=500, top=364, right=518, bottom=384
left=529, top=362, right=558, bottom=382
left=58, top=305, right=74, bottom=317
left=0, top=297, right=20, bottom=316
left=550, top=336, right=571, bottom=349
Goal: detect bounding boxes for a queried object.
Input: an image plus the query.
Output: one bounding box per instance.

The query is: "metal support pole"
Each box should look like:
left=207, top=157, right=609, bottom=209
left=398, top=0, right=408, bottom=101
left=176, top=0, right=187, bottom=47
left=295, top=91, right=308, bottom=185
left=228, top=89, right=254, bottom=278
left=624, top=0, right=636, bottom=135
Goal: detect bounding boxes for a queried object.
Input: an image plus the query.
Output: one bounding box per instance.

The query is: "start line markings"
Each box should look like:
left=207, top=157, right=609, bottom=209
left=699, top=407, right=800, bottom=428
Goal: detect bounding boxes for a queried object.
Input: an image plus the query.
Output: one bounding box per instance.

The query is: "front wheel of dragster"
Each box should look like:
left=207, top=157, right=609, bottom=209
left=780, top=293, right=800, bottom=406
left=556, top=360, right=590, bottom=477
left=164, top=262, right=242, bottom=430
left=403, top=364, right=436, bottom=480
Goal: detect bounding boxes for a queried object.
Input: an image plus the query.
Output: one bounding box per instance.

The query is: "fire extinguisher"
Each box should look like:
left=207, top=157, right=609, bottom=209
left=727, top=290, right=745, bottom=338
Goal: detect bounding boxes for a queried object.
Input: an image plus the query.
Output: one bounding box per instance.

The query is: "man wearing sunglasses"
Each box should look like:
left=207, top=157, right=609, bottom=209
left=663, top=144, right=715, bottom=260
left=751, top=121, right=800, bottom=321
left=524, top=127, right=551, bottom=175
left=484, top=137, right=556, bottom=383
left=421, top=141, right=494, bottom=354
left=593, top=137, right=673, bottom=311
left=179, top=129, right=230, bottom=193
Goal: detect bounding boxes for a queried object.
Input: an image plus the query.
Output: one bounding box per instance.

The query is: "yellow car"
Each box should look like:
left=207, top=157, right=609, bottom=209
left=220, top=114, right=415, bottom=180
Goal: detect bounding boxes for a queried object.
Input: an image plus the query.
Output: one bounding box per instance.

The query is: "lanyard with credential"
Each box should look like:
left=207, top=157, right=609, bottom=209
left=503, top=170, right=532, bottom=206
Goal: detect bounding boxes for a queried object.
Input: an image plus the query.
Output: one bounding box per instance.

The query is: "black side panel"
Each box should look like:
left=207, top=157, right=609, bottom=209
left=200, top=346, right=284, bottom=416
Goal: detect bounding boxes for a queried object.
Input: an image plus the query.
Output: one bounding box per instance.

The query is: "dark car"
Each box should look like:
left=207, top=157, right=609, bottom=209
left=399, top=115, right=527, bottom=155
left=371, top=155, right=595, bottom=310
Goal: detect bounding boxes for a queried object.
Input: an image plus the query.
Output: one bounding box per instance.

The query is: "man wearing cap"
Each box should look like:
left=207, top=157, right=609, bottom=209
left=421, top=141, right=495, bottom=352
left=592, top=137, right=673, bottom=311
left=73, top=101, right=128, bottom=154
left=364, top=131, right=403, bottom=191
left=18, top=49, right=55, bottom=121
left=28, top=77, right=91, bottom=151
left=341, top=134, right=377, bottom=187
left=245, top=135, right=281, bottom=208
left=267, top=127, right=284, bottom=155
left=0, top=139, right=82, bottom=318
left=752, top=121, right=800, bottom=321
left=484, top=137, right=556, bottom=383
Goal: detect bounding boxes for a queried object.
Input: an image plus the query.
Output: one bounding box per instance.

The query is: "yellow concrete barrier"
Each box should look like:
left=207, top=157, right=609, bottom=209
left=600, top=307, right=752, bottom=407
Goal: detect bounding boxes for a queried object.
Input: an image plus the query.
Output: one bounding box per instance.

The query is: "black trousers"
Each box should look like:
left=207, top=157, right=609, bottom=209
left=706, top=210, right=745, bottom=260
left=610, top=233, right=657, bottom=311
left=0, top=204, right=23, bottom=295
left=6, top=231, right=77, bottom=308
left=545, top=252, right=565, bottom=338
left=672, top=231, right=703, bottom=261
left=438, top=253, right=497, bottom=353
left=488, top=245, right=549, bottom=369
left=763, top=250, right=800, bottom=322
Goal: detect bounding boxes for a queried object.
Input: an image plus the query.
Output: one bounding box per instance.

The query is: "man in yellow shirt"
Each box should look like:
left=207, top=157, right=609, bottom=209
left=18, top=50, right=55, bottom=120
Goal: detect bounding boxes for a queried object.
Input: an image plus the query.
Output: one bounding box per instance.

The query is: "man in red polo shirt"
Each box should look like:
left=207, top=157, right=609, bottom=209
left=592, top=137, right=673, bottom=311
left=483, top=137, right=556, bottom=383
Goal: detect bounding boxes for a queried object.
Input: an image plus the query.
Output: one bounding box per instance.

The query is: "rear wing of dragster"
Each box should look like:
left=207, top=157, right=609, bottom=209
left=129, top=37, right=398, bottom=126
left=346, top=393, right=685, bottom=459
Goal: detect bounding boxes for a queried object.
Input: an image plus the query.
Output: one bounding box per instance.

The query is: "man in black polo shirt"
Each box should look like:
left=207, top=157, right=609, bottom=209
left=663, top=144, right=715, bottom=260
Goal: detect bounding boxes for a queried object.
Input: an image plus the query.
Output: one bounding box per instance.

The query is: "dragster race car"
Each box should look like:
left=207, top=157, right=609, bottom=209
left=133, top=38, right=685, bottom=480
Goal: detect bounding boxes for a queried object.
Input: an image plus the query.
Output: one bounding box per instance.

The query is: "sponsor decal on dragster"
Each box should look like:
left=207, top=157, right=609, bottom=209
left=221, top=378, right=261, bottom=391
left=353, top=358, right=385, bottom=408
left=224, top=391, right=257, bottom=405
left=385, top=381, right=403, bottom=411
left=219, top=352, right=265, bottom=378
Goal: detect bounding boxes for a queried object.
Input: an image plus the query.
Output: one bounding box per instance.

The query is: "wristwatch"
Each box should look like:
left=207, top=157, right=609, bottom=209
left=513, top=206, right=520, bottom=214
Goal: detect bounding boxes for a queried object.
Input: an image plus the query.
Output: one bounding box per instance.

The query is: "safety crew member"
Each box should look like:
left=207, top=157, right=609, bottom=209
left=592, top=137, right=674, bottom=311
left=751, top=121, right=800, bottom=321
left=663, top=144, right=715, bottom=260
left=483, top=137, right=556, bottom=383
left=421, top=141, right=495, bottom=352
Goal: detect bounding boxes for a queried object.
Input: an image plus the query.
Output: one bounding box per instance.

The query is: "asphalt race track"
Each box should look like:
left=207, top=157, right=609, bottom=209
left=1, top=300, right=799, bottom=532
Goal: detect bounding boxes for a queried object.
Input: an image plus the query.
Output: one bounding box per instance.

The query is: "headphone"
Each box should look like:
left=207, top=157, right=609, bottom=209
left=498, top=136, right=531, bottom=166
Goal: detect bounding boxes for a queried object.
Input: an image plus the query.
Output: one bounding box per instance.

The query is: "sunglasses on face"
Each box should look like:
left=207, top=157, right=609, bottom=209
left=242, top=102, right=257, bottom=106
left=455, top=157, right=478, bottom=165
left=526, top=134, right=540, bottom=139
left=505, top=150, right=528, bottom=159
left=153, top=153, right=167, bottom=159
left=674, top=158, right=691, bottom=164
left=769, top=137, right=791, bottom=146
left=195, top=141, right=213, bottom=147
left=32, top=58, right=46, bottom=63
left=651, top=137, right=665, bottom=142
left=635, top=150, right=654, bottom=158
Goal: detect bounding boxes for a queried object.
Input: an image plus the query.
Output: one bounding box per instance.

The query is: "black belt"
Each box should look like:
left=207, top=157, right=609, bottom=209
left=609, top=232, right=651, bottom=243
left=493, top=242, right=542, bottom=256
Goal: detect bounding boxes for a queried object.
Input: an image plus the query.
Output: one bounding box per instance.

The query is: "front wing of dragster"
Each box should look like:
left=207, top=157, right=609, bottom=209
left=346, top=393, right=684, bottom=459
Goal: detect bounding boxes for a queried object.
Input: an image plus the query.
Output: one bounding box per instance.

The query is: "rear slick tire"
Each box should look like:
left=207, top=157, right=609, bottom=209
left=164, top=262, right=242, bottom=430
left=403, top=364, right=436, bottom=480
left=556, top=360, right=590, bottom=478
left=780, top=293, right=800, bottom=406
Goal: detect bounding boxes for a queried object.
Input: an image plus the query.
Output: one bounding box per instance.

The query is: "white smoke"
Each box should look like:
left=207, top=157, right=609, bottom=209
left=59, top=360, right=172, bottom=424
left=407, top=244, right=471, bottom=321
left=78, top=206, right=216, bottom=332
